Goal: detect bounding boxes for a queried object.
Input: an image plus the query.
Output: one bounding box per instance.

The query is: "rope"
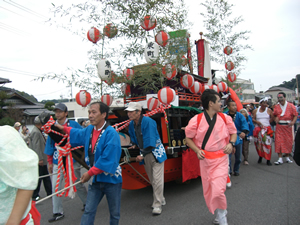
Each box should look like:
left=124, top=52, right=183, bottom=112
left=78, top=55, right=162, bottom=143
left=38, top=166, right=83, bottom=179
left=113, top=104, right=171, bottom=132
left=35, top=180, right=82, bottom=205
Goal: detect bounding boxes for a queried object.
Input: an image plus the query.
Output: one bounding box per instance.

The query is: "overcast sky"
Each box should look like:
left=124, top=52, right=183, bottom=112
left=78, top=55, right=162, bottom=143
left=0, top=0, right=299, bottom=102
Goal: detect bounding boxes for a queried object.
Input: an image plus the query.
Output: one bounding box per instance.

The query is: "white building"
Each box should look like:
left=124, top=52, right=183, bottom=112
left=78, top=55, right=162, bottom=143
left=265, top=87, right=296, bottom=104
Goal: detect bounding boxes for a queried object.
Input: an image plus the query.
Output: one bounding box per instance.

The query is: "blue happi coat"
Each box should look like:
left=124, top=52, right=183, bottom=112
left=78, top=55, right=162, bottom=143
left=128, top=116, right=167, bottom=164
left=226, top=111, right=249, bottom=145
left=69, top=125, right=122, bottom=184
left=44, top=120, right=82, bottom=165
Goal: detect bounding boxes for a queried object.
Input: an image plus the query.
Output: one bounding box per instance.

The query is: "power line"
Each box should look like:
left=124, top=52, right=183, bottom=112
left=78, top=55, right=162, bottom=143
left=0, top=22, right=30, bottom=35
left=0, top=6, right=44, bottom=24
left=3, top=0, right=48, bottom=20
left=0, top=66, right=43, bottom=77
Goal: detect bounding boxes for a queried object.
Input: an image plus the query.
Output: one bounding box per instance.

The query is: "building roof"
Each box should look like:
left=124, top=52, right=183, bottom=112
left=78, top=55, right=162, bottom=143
left=23, top=109, right=54, bottom=116
left=265, top=86, right=294, bottom=93
left=0, top=77, right=11, bottom=84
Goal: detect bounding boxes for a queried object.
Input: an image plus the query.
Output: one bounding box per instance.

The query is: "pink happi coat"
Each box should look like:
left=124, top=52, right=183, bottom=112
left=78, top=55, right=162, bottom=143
left=185, top=113, right=236, bottom=214
left=273, top=102, right=297, bottom=154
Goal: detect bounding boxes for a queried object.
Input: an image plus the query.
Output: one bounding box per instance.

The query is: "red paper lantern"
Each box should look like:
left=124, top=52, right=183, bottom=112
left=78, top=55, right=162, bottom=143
left=155, top=30, right=169, bottom=47
left=180, top=74, right=194, bottom=89
left=201, top=84, right=211, bottom=93
left=140, top=15, right=156, bottom=31
left=227, top=72, right=236, bottom=82
left=76, top=90, right=91, bottom=107
left=147, top=97, right=160, bottom=111
left=123, top=68, right=134, bottom=81
left=225, top=61, right=234, bottom=71
left=218, top=82, right=228, bottom=92
left=211, top=84, right=220, bottom=93
left=103, top=23, right=118, bottom=38
left=224, top=46, right=233, bottom=55
left=87, top=27, right=102, bottom=44
left=162, top=64, right=177, bottom=80
left=181, top=55, right=187, bottom=66
left=189, top=81, right=202, bottom=94
left=121, top=84, right=131, bottom=96
left=158, top=87, right=176, bottom=104
left=101, top=94, right=113, bottom=106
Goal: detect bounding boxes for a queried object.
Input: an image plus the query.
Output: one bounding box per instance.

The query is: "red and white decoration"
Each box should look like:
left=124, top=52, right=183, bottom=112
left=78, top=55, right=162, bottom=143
left=104, top=71, right=116, bottom=85
left=97, top=59, right=111, bottom=81
left=144, top=41, right=159, bottom=63
left=158, top=87, right=176, bottom=104
left=225, top=61, right=234, bottom=71
left=211, top=84, right=220, bottom=93
left=101, top=94, right=113, bottom=106
left=181, top=55, right=187, bottom=66
left=121, top=84, right=131, bottom=96
left=103, top=23, right=118, bottom=38
left=75, top=90, right=91, bottom=107
left=162, top=64, right=177, bottom=80
left=87, top=27, right=102, bottom=44
left=147, top=97, right=160, bottom=111
left=180, top=74, right=194, bottom=89
left=224, top=46, right=233, bottom=55
left=227, top=72, right=236, bottom=82
left=123, top=68, right=134, bottom=81
left=195, top=39, right=212, bottom=85
left=140, top=15, right=157, bottom=31
left=155, top=30, right=169, bottom=47
left=218, top=82, right=228, bottom=92
left=189, top=81, right=202, bottom=94
left=201, top=84, right=211, bottom=93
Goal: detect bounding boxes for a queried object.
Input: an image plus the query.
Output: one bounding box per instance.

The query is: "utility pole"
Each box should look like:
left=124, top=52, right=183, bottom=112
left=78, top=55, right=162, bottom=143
left=296, top=74, right=299, bottom=102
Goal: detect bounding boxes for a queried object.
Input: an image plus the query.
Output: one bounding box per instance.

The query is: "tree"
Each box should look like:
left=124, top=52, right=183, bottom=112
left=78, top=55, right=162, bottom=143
left=44, top=101, right=55, bottom=111
left=200, top=0, right=252, bottom=77
left=38, top=0, right=190, bottom=97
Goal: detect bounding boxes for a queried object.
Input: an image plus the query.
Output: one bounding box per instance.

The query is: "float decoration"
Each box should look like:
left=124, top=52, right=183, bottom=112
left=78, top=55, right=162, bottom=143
left=201, top=84, right=211, bottom=93
left=227, top=72, right=236, bottom=82
left=140, top=15, right=157, bottom=31
left=224, top=46, right=233, bottom=55
left=97, top=59, right=111, bottom=81
left=147, top=97, right=160, bottom=111
left=211, top=84, right=220, bottom=93
left=87, top=27, right=102, bottom=44
left=162, top=64, right=177, bottom=80
left=218, top=81, right=228, bottom=92
left=181, top=55, right=188, bottom=66
left=158, top=87, right=176, bottom=104
left=121, top=84, right=131, bottom=96
left=189, top=81, right=201, bottom=94
left=225, top=61, right=234, bottom=71
left=180, top=74, right=194, bottom=89
left=144, top=41, right=159, bottom=63
left=123, top=68, right=134, bottom=81
left=155, top=30, right=169, bottom=47
left=75, top=90, right=91, bottom=107
left=101, top=94, right=113, bottom=106
left=104, top=71, right=116, bottom=85
left=103, top=23, right=118, bottom=38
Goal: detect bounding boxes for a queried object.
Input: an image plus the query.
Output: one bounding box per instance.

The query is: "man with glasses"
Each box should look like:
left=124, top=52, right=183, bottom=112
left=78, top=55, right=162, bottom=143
left=273, top=92, right=297, bottom=165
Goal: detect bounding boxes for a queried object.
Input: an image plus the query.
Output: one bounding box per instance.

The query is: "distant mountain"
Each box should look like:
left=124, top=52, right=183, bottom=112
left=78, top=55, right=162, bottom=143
left=270, top=74, right=300, bottom=91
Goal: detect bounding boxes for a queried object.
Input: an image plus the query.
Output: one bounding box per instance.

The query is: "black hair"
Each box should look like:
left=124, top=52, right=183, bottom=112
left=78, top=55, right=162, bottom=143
left=90, top=101, right=109, bottom=119
left=250, top=103, right=254, bottom=107
left=201, top=89, right=220, bottom=110
left=80, top=120, right=85, bottom=126
left=278, top=92, right=286, bottom=98
left=227, top=99, right=235, bottom=107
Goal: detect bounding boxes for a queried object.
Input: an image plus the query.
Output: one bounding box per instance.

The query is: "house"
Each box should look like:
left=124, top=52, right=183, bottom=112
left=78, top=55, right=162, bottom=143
left=265, top=87, right=296, bottom=104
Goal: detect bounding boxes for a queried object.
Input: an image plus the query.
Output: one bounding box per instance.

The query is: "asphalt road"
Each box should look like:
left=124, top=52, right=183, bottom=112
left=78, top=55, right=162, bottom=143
left=36, top=142, right=300, bottom=225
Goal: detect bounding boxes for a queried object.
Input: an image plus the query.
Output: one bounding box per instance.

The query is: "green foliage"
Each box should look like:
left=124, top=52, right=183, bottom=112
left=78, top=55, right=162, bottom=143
left=200, top=0, right=252, bottom=76
left=274, top=75, right=300, bottom=90
left=0, top=91, right=9, bottom=119
left=37, top=0, right=190, bottom=97
left=0, top=117, right=15, bottom=126
left=44, top=101, right=55, bottom=111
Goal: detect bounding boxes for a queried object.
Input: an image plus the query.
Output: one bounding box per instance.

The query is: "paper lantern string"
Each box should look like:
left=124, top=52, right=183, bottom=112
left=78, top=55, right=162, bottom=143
left=113, top=104, right=171, bottom=132
left=41, top=116, right=82, bottom=198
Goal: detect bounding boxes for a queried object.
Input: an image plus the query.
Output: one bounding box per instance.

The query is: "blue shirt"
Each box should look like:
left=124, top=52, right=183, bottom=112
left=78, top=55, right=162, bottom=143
left=226, top=112, right=249, bottom=145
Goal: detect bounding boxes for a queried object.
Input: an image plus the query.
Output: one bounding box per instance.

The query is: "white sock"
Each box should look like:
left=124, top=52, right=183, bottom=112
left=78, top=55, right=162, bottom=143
left=278, top=157, right=283, bottom=162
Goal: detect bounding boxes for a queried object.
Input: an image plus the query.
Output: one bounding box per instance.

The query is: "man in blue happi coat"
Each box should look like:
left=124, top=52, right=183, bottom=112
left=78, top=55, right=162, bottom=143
left=226, top=101, right=249, bottom=176
left=56, top=101, right=122, bottom=225
left=126, top=102, right=167, bottom=215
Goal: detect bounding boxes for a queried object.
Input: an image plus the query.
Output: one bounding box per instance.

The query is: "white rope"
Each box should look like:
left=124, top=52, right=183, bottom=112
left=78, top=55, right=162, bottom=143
left=35, top=180, right=82, bottom=204
left=38, top=166, right=83, bottom=179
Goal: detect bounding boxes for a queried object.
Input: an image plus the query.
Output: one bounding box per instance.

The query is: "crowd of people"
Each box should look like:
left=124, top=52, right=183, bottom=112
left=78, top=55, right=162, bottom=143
left=1, top=90, right=299, bottom=225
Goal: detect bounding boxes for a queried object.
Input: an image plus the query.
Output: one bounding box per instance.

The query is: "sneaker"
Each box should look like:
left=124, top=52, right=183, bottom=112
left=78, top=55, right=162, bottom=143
left=48, top=213, right=64, bottom=223
left=161, top=199, right=166, bottom=206
left=226, top=181, right=231, bottom=189
left=244, top=161, right=249, bottom=165
left=267, top=160, right=272, bottom=166
left=286, top=158, right=293, bottom=164
left=213, top=217, right=219, bottom=224
left=233, top=172, right=239, bottom=176
left=152, top=207, right=162, bottom=215
left=217, top=209, right=228, bottom=225
left=274, top=159, right=283, bottom=165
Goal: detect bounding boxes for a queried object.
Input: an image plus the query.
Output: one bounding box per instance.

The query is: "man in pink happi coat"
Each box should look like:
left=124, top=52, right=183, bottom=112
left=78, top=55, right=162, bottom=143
left=273, top=92, right=297, bottom=164
left=185, top=89, right=237, bottom=225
